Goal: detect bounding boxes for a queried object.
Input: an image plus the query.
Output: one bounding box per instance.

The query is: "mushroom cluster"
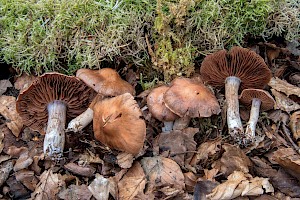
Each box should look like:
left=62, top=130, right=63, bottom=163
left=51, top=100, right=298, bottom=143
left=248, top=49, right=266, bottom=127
left=200, top=46, right=272, bottom=145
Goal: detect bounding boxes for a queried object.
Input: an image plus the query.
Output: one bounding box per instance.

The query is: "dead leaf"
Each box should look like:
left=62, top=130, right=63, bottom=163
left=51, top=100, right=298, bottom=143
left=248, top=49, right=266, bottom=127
left=141, top=156, right=185, bottom=191
left=118, top=161, right=146, bottom=200
left=269, top=147, right=300, bottom=181
left=268, top=77, right=300, bottom=97
left=7, top=146, right=33, bottom=171
left=0, top=79, right=13, bottom=95
left=30, top=170, right=65, bottom=200
left=117, top=152, right=134, bottom=169
left=184, top=172, right=197, bottom=192
left=206, top=171, right=274, bottom=200
left=78, top=150, right=104, bottom=165
left=15, top=169, right=39, bottom=191
left=7, top=176, right=30, bottom=199
left=203, top=169, right=219, bottom=181
left=154, top=127, right=198, bottom=166
left=212, top=144, right=252, bottom=177
left=64, top=162, right=96, bottom=177
left=289, top=111, right=300, bottom=140
left=0, top=95, right=23, bottom=137
left=189, top=138, right=221, bottom=167
left=14, top=73, right=37, bottom=93
left=271, top=89, right=300, bottom=112
left=194, top=180, right=219, bottom=200
left=88, top=173, right=110, bottom=200
left=0, top=160, right=13, bottom=187
left=0, top=128, right=4, bottom=153
left=59, top=184, right=93, bottom=200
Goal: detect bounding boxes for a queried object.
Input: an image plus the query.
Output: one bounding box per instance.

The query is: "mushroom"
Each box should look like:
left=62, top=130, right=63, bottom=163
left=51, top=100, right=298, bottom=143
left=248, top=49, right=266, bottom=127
left=16, top=73, right=95, bottom=158
left=239, top=89, right=275, bottom=141
left=147, top=85, right=179, bottom=132
left=200, top=46, right=272, bottom=144
left=67, top=68, right=135, bottom=132
left=93, top=93, right=146, bottom=155
left=163, top=77, right=221, bottom=129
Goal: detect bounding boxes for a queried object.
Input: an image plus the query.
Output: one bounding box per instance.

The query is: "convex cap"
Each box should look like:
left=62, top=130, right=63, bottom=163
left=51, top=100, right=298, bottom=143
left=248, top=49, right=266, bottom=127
left=239, top=89, right=275, bottom=111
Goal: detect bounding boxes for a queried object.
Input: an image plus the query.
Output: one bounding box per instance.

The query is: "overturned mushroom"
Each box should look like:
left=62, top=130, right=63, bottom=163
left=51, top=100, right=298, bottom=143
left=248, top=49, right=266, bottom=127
left=239, top=89, right=275, bottom=141
left=93, top=93, right=146, bottom=155
left=163, top=77, right=221, bottom=129
left=67, top=68, right=135, bottom=132
left=200, top=46, right=271, bottom=145
left=16, top=73, right=95, bottom=158
left=147, top=85, right=179, bottom=132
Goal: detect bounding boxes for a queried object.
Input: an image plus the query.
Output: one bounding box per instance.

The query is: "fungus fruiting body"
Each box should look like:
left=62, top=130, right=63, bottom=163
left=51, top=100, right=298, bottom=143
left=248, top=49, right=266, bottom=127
left=200, top=47, right=272, bottom=145
left=16, top=73, right=95, bottom=158
left=239, top=89, right=275, bottom=141
left=67, top=68, right=135, bottom=132
left=93, top=93, right=146, bottom=155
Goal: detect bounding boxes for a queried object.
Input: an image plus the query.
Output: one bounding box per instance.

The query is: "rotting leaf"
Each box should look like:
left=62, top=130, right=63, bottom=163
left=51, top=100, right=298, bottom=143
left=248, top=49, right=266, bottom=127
left=269, top=147, right=300, bottom=181
left=184, top=172, right=198, bottom=192
left=78, top=150, right=104, bottom=165
left=15, top=169, right=39, bottom=191
left=59, top=184, right=92, bottom=200
left=64, top=162, right=96, bottom=177
left=0, top=160, right=13, bottom=187
left=271, top=89, right=300, bottom=112
left=206, top=171, right=274, bottom=200
left=212, top=144, right=252, bottom=177
left=0, top=79, right=13, bottom=96
left=7, top=146, right=33, bottom=172
left=194, top=179, right=219, bottom=200
left=268, top=77, right=300, bottom=97
left=88, top=173, right=110, bottom=200
left=30, top=170, right=65, bottom=200
left=118, top=161, right=146, bottom=200
left=0, top=95, right=23, bottom=137
left=14, top=73, right=37, bottom=93
left=141, top=156, right=185, bottom=191
left=289, top=111, right=300, bottom=140
left=117, top=152, right=134, bottom=169
left=0, top=128, right=4, bottom=153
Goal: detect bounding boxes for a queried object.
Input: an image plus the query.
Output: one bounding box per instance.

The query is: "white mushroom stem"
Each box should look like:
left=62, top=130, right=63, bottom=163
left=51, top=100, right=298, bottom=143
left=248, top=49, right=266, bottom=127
left=245, top=98, right=261, bottom=140
left=44, top=100, right=66, bottom=158
left=225, top=76, right=244, bottom=138
left=162, top=121, right=174, bottom=132
left=67, top=108, right=94, bottom=132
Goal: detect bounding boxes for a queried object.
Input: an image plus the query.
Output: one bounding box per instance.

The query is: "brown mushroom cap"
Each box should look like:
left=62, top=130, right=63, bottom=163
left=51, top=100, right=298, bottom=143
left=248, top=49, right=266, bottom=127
left=239, top=89, right=275, bottom=111
left=76, top=68, right=135, bottom=96
left=200, top=46, right=272, bottom=91
left=163, top=77, right=221, bottom=118
left=16, top=73, right=95, bottom=134
left=93, top=93, right=146, bottom=155
left=147, top=85, right=179, bottom=122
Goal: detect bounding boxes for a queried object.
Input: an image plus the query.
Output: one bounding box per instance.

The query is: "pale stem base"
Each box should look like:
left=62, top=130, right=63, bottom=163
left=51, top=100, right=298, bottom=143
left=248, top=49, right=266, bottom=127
left=162, top=121, right=174, bottom=132
left=44, top=100, right=66, bottom=159
left=67, top=108, right=94, bottom=132
left=245, top=98, right=261, bottom=140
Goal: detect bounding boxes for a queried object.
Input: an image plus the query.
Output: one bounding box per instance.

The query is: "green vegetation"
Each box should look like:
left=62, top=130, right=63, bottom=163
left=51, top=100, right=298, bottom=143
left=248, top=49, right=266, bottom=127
left=0, top=0, right=298, bottom=81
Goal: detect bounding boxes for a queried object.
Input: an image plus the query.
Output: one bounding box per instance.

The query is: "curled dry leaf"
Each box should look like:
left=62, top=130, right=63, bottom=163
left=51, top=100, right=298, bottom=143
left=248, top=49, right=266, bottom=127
left=118, top=161, right=146, bottom=200
left=117, top=152, right=134, bottom=169
left=271, top=89, right=300, bottom=112
left=206, top=171, right=274, bottom=200
left=88, top=173, right=110, bottom=200
left=7, top=146, right=33, bottom=172
left=184, top=172, right=198, bottom=192
left=268, top=77, right=300, bottom=97
left=212, top=144, right=252, bottom=177
left=289, top=111, right=300, bottom=140
left=15, top=169, right=39, bottom=191
left=0, top=79, right=12, bottom=95
left=194, top=179, right=219, bottom=200
left=59, top=184, right=93, bottom=200
left=14, top=73, right=37, bottom=93
left=0, top=95, right=23, bottom=137
left=7, top=176, right=31, bottom=199
left=30, top=170, right=65, bottom=200
left=269, top=147, right=300, bottom=181
left=64, top=162, right=96, bottom=177
left=155, top=127, right=198, bottom=166
left=141, top=156, right=185, bottom=191
left=189, top=138, right=221, bottom=167
left=78, top=150, right=104, bottom=165
left=0, top=160, right=13, bottom=187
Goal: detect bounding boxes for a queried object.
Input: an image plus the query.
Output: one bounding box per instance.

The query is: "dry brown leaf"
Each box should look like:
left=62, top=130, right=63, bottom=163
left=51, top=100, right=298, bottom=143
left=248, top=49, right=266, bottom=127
left=189, top=138, right=221, bottom=167
left=141, top=156, right=185, bottom=191
left=0, top=128, right=4, bottom=154
left=7, top=176, right=30, bottom=198
left=59, top=184, right=93, bottom=200
left=15, top=169, right=39, bottom=191
left=155, top=128, right=198, bottom=166
left=30, top=170, right=65, bottom=200
left=117, top=152, right=134, bottom=169
left=0, top=160, right=13, bottom=187
left=212, top=144, right=252, bottom=177
left=269, top=147, right=300, bottom=181
left=88, top=173, right=110, bottom=200
left=206, top=171, right=274, bottom=200
left=289, top=111, right=300, bottom=140
left=0, top=95, right=23, bottom=137
left=268, top=77, right=300, bottom=97
left=78, top=150, right=104, bottom=165
left=118, top=161, right=146, bottom=200
left=194, top=179, right=219, bottom=200
left=7, top=146, right=33, bottom=172
left=64, top=162, right=96, bottom=177
left=184, top=172, right=198, bottom=192
left=14, top=73, right=37, bottom=93
left=203, top=169, right=219, bottom=181
left=0, top=79, right=13, bottom=95
left=271, top=89, right=300, bottom=112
